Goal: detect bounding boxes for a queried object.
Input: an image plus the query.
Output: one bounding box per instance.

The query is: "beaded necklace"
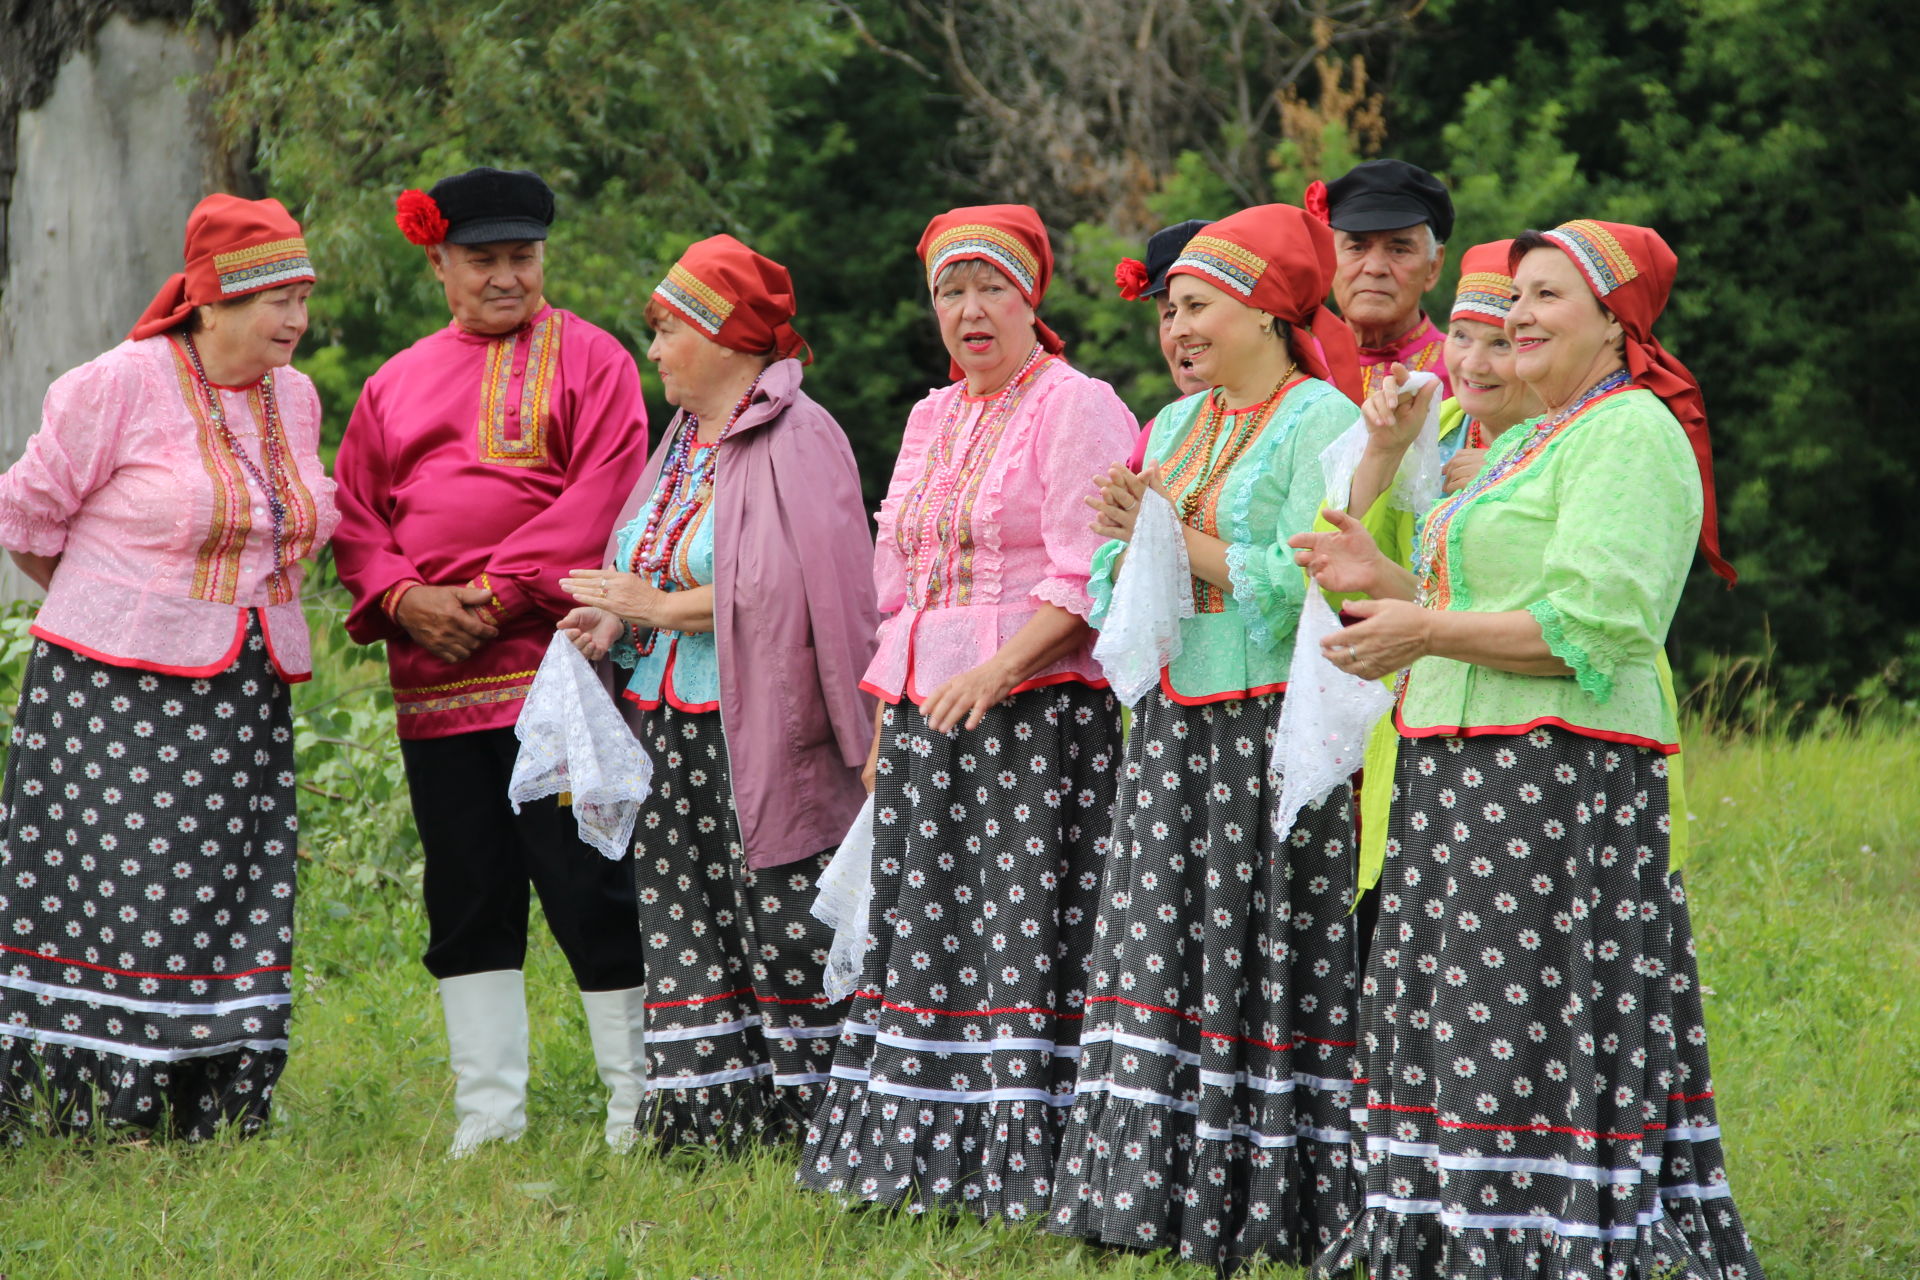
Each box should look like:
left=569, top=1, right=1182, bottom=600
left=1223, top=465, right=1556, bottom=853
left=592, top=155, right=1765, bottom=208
left=625, top=371, right=763, bottom=657
left=181, top=335, right=295, bottom=600
left=1160, top=370, right=1299, bottom=527
left=1414, top=368, right=1633, bottom=603
left=897, top=344, right=1052, bottom=610
left=630, top=371, right=764, bottom=578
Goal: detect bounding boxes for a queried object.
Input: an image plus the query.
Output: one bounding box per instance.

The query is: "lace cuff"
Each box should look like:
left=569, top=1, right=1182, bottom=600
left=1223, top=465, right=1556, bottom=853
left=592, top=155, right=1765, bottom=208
left=1031, top=574, right=1093, bottom=620
left=1529, top=598, right=1622, bottom=705
left=1223, top=541, right=1302, bottom=655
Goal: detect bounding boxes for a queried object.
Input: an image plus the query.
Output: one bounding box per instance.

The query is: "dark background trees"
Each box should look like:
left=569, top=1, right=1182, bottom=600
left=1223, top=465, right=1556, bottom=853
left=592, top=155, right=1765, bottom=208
left=207, top=0, right=1920, bottom=706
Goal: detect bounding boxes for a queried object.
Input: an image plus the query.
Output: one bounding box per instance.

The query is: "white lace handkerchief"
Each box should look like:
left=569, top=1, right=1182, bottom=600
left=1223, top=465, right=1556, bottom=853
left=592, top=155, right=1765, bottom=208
left=508, top=634, right=654, bottom=860
left=1268, top=371, right=1440, bottom=838
left=1314, top=369, right=1445, bottom=517
left=811, top=794, right=877, bottom=1004
left=1092, top=487, right=1196, bottom=707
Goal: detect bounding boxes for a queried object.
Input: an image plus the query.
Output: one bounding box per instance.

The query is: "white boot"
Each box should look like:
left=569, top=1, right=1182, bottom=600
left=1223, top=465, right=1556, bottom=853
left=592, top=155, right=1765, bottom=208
left=580, top=986, right=648, bottom=1152
left=439, top=969, right=529, bottom=1158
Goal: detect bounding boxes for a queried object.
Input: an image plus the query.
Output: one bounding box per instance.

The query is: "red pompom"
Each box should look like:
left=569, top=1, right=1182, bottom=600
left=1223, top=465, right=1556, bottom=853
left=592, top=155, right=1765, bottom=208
left=395, top=189, right=448, bottom=246
left=1304, top=179, right=1330, bottom=225
left=1114, top=257, right=1150, bottom=301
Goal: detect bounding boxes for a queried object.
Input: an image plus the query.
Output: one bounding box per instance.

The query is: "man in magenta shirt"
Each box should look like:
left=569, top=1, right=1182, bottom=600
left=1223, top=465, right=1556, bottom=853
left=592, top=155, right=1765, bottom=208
left=1324, top=158, right=1456, bottom=400
left=332, top=167, right=651, bottom=1155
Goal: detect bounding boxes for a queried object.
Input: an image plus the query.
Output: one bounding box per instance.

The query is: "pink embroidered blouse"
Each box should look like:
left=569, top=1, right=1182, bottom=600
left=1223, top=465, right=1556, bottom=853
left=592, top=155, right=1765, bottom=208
left=0, top=336, right=338, bottom=680
left=862, top=358, right=1136, bottom=704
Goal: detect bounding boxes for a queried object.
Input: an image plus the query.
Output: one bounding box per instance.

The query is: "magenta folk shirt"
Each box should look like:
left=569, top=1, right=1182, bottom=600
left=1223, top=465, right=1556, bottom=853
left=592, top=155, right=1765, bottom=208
left=0, top=336, right=338, bottom=680
left=332, top=304, right=650, bottom=740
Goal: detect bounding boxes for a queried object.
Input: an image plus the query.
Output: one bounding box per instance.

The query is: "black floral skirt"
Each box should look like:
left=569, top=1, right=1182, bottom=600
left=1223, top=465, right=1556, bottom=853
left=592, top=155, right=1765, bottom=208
left=0, top=621, right=298, bottom=1142
left=633, top=703, right=843, bottom=1151
left=798, top=682, right=1122, bottom=1223
left=1048, top=690, right=1361, bottom=1270
left=1311, top=726, right=1765, bottom=1280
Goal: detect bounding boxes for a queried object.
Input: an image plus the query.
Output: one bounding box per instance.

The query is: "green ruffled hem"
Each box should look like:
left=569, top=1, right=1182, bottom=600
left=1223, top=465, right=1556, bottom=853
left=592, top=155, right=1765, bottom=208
left=1528, top=598, right=1616, bottom=705
left=1222, top=541, right=1300, bottom=655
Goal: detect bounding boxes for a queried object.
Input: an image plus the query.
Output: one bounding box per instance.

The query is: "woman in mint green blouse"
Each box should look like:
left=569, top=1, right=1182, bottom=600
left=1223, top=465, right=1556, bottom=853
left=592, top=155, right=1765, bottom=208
left=1047, top=203, right=1368, bottom=1270
left=1297, top=222, right=1765, bottom=1280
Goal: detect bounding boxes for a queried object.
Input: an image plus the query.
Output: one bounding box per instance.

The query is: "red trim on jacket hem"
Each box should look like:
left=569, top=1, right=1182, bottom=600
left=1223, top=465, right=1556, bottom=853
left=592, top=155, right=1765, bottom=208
left=256, top=609, right=309, bottom=683
left=1156, top=667, right=1287, bottom=707
left=620, top=642, right=719, bottom=713
left=1393, top=706, right=1678, bottom=754
left=29, top=611, right=257, bottom=680
left=860, top=669, right=1109, bottom=708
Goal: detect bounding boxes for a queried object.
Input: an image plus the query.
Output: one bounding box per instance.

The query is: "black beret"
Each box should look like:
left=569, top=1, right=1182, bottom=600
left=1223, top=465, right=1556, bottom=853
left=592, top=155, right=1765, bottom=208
left=1325, top=159, right=1454, bottom=243
left=1143, top=219, right=1215, bottom=298
left=428, top=167, right=556, bottom=245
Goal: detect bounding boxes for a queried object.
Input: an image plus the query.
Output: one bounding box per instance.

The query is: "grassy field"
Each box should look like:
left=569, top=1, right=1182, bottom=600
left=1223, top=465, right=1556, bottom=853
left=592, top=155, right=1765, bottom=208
left=0, top=605, right=1914, bottom=1278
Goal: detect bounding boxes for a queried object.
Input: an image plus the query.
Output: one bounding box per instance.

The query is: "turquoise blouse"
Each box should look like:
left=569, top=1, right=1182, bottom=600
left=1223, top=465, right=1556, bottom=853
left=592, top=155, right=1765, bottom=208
left=611, top=452, right=719, bottom=711
left=1089, top=377, right=1353, bottom=702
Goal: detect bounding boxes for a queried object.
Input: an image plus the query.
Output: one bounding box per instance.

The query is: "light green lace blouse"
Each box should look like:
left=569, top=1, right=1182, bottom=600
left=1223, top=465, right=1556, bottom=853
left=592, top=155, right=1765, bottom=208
left=1399, top=386, right=1700, bottom=750
left=1089, top=378, right=1354, bottom=702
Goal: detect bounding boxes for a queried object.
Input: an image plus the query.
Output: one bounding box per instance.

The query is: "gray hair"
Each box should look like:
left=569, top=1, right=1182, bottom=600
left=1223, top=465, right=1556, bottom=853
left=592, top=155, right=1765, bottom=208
left=932, top=258, right=1012, bottom=291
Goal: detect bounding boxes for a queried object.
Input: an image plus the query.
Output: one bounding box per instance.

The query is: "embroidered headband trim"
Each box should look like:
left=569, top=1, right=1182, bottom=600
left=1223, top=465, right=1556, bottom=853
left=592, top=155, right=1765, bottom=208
left=211, top=237, right=314, bottom=295
left=654, top=264, right=735, bottom=337
left=1169, top=235, right=1268, bottom=299
left=1545, top=220, right=1639, bottom=297
left=925, top=225, right=1040, bottom=295
left=1452, top=270, right=1516, bottom=322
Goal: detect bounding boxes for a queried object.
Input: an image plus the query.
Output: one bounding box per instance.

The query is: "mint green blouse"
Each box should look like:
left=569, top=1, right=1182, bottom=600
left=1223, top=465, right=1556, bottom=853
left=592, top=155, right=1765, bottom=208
left=1399, top=386, right=1700, bottom=750
left=1089, top=378, right=1354, bottom=702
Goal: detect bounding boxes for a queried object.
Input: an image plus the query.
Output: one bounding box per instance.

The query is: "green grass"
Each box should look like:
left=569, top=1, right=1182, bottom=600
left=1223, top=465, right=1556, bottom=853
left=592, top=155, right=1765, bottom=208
left=1, top=606, right=1914, bottom=1278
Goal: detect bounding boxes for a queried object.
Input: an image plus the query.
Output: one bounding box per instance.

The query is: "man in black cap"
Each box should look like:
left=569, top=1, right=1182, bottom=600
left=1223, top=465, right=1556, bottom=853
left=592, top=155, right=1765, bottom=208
left=1113, top=219, right=1215, bottom=466
left=333, top=166, right=652, bottom=1156
left=1139, top=219, right=1217, bottom=401
left=1324, top=158, right=1456, bottom=399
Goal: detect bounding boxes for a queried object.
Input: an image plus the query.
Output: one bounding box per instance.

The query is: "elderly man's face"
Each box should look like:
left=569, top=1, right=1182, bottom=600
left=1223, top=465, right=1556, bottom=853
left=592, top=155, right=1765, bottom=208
left=1333, top=225, right=1445, bottom=342
left=430, top=240, right=546, bottom=335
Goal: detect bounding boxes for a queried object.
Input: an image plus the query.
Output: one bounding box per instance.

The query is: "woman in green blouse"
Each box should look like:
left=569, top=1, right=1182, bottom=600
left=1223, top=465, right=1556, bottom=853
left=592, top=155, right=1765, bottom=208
left=1296, top=221, right=1764, bottom=1280
left=1048, top=204, right=1367, bottom=1270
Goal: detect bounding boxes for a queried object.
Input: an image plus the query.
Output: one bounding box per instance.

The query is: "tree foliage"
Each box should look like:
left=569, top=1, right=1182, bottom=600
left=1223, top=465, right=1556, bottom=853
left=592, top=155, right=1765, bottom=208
left=1386, top=0, right=1920, bottom=701
left=202, top=0, right=1919, bottom=705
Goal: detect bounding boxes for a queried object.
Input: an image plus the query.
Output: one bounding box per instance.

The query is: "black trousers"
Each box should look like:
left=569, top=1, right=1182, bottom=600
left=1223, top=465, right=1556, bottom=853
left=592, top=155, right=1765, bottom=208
left=401, top=726, right=645, bottom=991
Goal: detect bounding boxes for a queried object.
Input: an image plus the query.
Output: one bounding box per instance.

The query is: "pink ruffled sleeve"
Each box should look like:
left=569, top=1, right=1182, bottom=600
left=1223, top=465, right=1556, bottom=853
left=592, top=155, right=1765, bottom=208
left=0, top=352, right=138, bottom=556
left=1028, top=373, right=1136, bottom=617
left=871, top=391, right=943, bottom=616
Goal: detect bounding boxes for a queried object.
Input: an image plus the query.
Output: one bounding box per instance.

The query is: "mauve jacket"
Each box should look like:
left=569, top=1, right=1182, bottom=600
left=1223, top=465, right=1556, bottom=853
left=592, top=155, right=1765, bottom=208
left=600, top=358, right=879, bottom=869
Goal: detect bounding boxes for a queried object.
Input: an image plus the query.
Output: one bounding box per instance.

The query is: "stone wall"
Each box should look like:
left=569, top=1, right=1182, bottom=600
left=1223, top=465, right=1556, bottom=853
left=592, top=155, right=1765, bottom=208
left=0, top=9, right=249, bottom=601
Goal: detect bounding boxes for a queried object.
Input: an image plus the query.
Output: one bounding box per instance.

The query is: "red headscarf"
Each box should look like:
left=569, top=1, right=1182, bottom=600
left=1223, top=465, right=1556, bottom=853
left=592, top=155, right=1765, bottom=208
left=1164, top=203, right=1364, bottom=403
left=128, top=195, right=314, bottom=342
left=917, top=205, right=1065, bottom=380
left=1516, top=220, right=1734, bottom=584
left=651, top=234, right=811, bottom=364
left=1450, top=239, right=1516, bottom=327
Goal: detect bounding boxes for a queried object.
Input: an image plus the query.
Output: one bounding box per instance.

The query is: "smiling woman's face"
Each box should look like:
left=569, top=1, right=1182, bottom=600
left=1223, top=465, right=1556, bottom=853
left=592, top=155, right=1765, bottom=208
left=1158, top=296, right=1211, bottom=396
left=1507, top=246, right=1624, bottom=407
left=1445, top=317, right=1538, bottom=431
left=195, top=282, right=312, bottom=384
left=933, top=260, right=1036, bottom=393
left=1163, top=274, right=1272, bottom=396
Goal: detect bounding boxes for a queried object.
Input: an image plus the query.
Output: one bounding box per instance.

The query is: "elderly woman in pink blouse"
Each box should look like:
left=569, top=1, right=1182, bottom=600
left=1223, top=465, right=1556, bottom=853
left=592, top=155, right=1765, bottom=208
left=0, top=195, right=336, bottom=1141
left=798, top=205, right=1136, bottom=1225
